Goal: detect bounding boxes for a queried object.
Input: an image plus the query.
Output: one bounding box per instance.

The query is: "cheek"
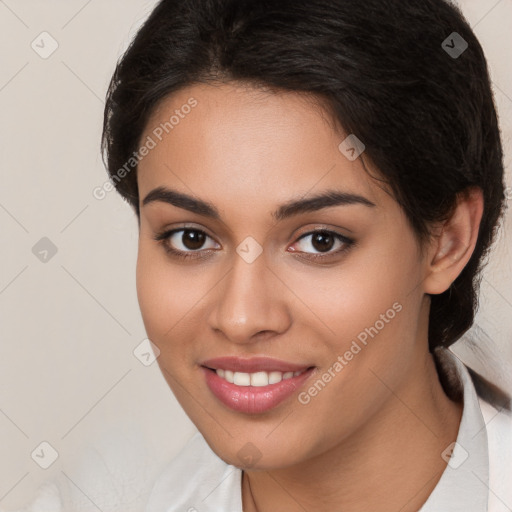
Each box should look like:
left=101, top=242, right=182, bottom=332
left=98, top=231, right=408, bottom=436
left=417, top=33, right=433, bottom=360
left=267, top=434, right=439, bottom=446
left=135, top=244, right=213, bottom=411
left=286, top=228, right=424, bottom=425
left=135, top=244, right=167, bottom=334
left=135, top=242, right=204, bottom=346
left=292, top=234, right=421, bottom=346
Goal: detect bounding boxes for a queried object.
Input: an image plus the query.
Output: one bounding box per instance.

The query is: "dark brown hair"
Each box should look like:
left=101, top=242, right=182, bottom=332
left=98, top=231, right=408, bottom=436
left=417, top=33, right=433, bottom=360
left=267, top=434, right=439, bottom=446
left=102, top=0, right=506, bottom=351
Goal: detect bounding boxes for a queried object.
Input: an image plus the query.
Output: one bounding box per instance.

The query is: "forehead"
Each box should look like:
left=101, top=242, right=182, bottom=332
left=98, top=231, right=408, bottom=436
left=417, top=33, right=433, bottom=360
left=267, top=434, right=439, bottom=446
left=137, top=82, right=387, bottom=211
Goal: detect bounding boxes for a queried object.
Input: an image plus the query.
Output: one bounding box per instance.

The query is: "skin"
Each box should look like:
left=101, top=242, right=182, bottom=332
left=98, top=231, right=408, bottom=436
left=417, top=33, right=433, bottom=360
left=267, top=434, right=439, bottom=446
left=135, top=81, right=483, bottom=511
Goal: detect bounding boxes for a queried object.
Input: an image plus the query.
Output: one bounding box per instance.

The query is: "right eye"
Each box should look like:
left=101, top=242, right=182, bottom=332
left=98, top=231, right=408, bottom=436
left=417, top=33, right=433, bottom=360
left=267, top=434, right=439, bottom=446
left=154, top=228, right=220, bottom=260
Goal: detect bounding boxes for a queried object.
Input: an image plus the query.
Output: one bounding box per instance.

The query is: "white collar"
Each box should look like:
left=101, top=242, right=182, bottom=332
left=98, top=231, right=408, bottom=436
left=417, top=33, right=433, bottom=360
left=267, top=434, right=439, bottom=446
left=419, top=348, right=489, bottom=511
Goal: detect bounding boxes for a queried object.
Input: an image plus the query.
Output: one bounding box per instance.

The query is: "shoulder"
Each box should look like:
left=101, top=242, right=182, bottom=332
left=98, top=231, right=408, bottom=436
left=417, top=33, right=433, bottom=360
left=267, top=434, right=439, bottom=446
left=434, top=347, right=512, bottom=510
left=470, top=367, right=512, bottom=511
left=146, top=432, right=243, bottom=512
left=478, top=397, right=512, bottom=511
left=468, top=363, right=512, bottom=465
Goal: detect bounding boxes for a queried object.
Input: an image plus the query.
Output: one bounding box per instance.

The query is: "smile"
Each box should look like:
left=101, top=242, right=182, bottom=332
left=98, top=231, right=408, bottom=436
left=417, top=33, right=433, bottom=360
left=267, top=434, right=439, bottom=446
left=214, top=368, right=307, bottom=387
left=200, top=356, right=316, bottom=414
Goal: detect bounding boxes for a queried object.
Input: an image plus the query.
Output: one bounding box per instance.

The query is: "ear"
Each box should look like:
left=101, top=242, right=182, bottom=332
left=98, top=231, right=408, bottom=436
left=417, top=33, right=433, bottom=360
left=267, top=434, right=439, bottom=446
left=423, top=186, right=484, bottom=295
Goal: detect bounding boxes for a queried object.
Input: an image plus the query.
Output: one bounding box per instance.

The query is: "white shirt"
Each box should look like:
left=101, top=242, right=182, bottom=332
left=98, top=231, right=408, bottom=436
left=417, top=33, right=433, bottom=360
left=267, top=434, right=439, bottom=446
left=146, top=348, right=512, bottom=512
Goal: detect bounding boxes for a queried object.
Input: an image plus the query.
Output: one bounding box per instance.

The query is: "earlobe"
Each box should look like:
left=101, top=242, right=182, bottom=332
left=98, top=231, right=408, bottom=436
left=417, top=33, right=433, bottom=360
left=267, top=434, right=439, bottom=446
left=423, top=187, right=484, bottom=295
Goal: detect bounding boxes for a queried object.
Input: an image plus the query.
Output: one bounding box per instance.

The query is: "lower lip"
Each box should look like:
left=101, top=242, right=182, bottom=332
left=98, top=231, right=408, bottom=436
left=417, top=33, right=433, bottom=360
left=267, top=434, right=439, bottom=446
left=202, top=366, right=315, bottom=414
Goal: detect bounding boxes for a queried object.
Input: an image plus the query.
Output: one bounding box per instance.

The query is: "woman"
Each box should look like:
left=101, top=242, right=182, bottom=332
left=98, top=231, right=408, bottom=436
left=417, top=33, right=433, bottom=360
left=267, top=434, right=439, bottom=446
left=101, top=0, right=512, bottom=510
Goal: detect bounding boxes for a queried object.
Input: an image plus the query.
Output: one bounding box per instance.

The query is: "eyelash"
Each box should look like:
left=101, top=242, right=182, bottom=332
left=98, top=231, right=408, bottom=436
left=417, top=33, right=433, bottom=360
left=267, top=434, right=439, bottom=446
left=153, top=227, right=355, bottom=262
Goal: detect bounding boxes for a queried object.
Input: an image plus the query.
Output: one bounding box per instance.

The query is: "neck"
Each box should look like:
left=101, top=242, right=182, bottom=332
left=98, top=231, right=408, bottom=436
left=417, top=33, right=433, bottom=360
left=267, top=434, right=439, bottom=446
left=242, top=349, right=463, bottom=512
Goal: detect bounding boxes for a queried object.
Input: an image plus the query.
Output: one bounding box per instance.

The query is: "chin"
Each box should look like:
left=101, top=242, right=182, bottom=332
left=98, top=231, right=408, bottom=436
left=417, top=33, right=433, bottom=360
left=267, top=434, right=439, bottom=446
left=200, top=428, right=311, bottom=471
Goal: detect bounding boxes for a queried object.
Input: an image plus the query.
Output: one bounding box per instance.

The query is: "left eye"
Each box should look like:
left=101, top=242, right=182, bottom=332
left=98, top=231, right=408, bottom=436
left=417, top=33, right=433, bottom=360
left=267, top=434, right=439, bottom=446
left=289, top=230, right=353, bottom=256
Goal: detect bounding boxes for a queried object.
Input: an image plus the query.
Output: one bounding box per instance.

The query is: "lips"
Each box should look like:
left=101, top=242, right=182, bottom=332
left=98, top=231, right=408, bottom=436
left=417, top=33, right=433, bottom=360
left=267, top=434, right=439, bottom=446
left=201, top=356, right=315, bottom=414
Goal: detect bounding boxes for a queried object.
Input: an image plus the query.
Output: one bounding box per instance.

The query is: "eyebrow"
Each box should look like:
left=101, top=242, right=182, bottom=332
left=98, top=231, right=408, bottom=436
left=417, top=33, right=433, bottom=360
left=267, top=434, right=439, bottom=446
left=142, top=186, right=376, bottom=222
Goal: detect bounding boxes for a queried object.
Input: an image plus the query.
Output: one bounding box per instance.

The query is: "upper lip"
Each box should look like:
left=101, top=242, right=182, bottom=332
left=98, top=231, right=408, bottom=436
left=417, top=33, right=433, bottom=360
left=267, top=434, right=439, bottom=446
left=201, top=356, right=313, bottom=373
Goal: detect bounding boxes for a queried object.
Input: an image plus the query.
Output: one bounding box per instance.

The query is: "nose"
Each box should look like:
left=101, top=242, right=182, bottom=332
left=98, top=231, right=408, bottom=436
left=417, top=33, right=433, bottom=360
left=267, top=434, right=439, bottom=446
left=207, top=249, right=292, bottom=345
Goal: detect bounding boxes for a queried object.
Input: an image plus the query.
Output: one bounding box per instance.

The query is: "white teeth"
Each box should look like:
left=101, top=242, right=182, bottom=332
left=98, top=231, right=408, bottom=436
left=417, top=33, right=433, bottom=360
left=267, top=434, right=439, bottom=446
left=215, top=368, right=307, bottom=386
left=233, top=372, right=251, bottom=386
left=250, top=371, right=269, bottom=387
left=268, top=371, right=283, bottom=384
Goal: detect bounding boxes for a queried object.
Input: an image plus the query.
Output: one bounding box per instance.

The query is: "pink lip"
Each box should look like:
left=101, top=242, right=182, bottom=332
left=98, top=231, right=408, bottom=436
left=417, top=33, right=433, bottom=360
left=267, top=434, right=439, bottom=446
left=201, top=363, right=315, bottom=414
left=201, top=356, right=312, bottom=373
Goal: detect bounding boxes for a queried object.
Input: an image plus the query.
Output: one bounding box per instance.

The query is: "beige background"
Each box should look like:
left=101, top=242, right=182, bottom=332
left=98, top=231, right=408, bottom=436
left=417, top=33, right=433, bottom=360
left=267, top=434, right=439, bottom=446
left=0, top=0, right=510, bottom=510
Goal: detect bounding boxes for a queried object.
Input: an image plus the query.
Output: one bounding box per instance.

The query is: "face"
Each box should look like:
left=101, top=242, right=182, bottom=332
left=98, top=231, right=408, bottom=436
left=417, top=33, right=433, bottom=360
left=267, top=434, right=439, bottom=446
left=136, top=81, right=431, bottom=470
